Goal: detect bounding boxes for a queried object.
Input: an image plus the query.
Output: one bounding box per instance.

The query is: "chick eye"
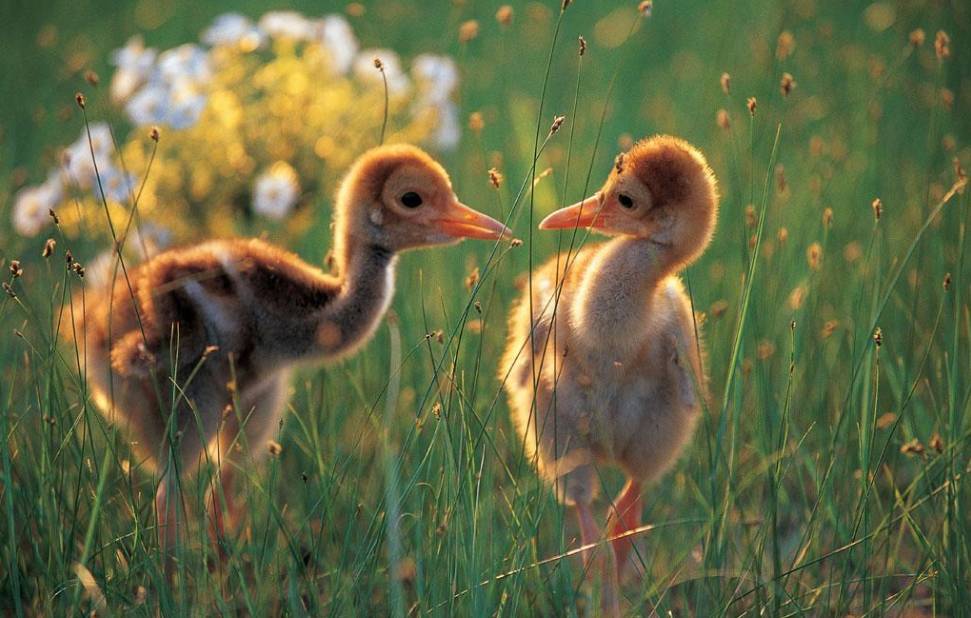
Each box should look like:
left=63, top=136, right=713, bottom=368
left=400, top=192, right=423, bottom=208
left=617, top=193, right=635, bottom=209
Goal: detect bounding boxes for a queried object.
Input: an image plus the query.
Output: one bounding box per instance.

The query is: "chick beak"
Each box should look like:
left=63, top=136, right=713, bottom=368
left=538, top=193, right=606, bottom=230
left=435, top=200, right=512, bottom=240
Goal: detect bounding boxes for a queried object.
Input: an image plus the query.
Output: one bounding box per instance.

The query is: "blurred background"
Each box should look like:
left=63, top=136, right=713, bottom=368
left=1, top=0, right=969, bottom=615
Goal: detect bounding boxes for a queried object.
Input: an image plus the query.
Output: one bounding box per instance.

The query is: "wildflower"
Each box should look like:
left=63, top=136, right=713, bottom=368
left=638, top=1, right=653, bottom=17
left=9, top=261, right=23, bottom=278
left=496, top=5, right=514, bottom=25
left=109, top=36, right=157, bottom=102
left=125, top=83, right=169, bottom=125
left=716, top=109, right=730, bottom=130
left=259, top=11, right=314, bottom=41
left=253, top=162, right=300, bottom=220
left=934, top=30, right=950, bottom=60
left=720, top=72, right=730, bottom=94
left=42, top=238, right=56, bottom=258
left=354, top=49, right=410, bottom=94
left=202, top=13, right=265, bottom=51
left=746, top=97, right=757, bottom=116
left=909, top=28, right=925, bottom=47
left=412, top=55, right=459, bottom=105
left=12, top=174, right=62, bottom=236
left=488, top=167, right=503, bottom=189
left=807, top=242, right=822, bottom=270
left=165, top=81, right=207, bottom=129
left=316, top=15, right=358, bottom=74
left=780, top=72, right=796, bottom=97
left=468, top=111, right=484, bottom=133
left=157, top=44, right=211, bottom=85
left=776, top=31, right=795, bottom=60
left=458, top=20, right=479, bottom=43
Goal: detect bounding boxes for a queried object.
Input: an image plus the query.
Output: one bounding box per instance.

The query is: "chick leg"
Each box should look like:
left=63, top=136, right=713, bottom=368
left=575, top=501, right=621, bottom=617
left=608, top=478, right=643, bottom=575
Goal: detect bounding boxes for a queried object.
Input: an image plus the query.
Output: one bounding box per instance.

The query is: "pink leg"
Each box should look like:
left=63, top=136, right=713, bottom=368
left=608, top=478, right=643, bottom=572
left=208, top=464, right=241, bottom=560
left=575, top=501, right=621, bottom=617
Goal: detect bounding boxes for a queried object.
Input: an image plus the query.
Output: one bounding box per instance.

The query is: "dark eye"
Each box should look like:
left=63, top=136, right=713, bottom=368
left=400, top=192, right=423, bottom=208
left=618, top=193, right=635, bottom=209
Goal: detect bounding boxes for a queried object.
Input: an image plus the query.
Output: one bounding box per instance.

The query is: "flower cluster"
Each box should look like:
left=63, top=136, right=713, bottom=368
left=13, top=11, right=461, bottom=244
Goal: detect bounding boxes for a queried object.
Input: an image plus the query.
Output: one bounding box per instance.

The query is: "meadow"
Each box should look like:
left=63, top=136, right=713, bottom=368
left=1, top=0, right=969, bottom=615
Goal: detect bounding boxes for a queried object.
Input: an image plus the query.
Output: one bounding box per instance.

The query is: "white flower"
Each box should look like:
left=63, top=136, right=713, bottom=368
left=63, top=125, right=116, bottom=190
left=412, top=55, right=459, bottom=105
left=202, top=13, right=265, bottom=50
left=110, top=36, right=157, bottom=102
left=429, top=101, right=461, bottom=150
left=354, top=49, right=411, bottom=95
left=253, top=162, right=300, bottom=219
left=12, top=174, right=62, bottom=236
left=96, top=168, right=137, bottom=203
left=314, top=15, right=358, bottom=74
left=259, top=11, right=314, bottom=41
left=158, top=44, right=211, bottom=85
left=166, top=81, right=207, bottom=129
left=125, top=83, right=169, bottom=125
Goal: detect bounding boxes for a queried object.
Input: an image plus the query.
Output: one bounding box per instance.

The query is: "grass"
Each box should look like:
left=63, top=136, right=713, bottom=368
left=1, top=0, right=970, bottom=615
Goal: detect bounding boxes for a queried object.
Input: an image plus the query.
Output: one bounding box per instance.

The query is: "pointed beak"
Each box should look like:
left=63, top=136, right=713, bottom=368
left=435, top=200, right=512, bottom=240
left=538, top=193, right=606, bottom=230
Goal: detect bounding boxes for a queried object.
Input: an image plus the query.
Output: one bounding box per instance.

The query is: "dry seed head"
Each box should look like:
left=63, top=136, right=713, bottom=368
left=615, top=153, right=626, bottom=173
left=716, top=109, right=731, bottom=130
left=149, top=126, right=160, bottom=142
left=638, top=1, right=653, bottom=17
left=744, top=204, right=757, bottom=228
left=780, top=72, right=796, bottom=97
left=9, top=260, right=23, bottom=278
left=720, top=72, right=731, bottom=94
left=776, top=31, right=795, bottom=60
left=458, top=20, right=479, bottom=43
left=49, top=209, right=60, bottom=225
left=872, top=326, right=883, bottom=347
left=747, top=97, right=757, bottom=116
left=346, top=3, right=365, bottom=17
left=72, top=261, right=85, bottom=278
left=776, top=164, right=787, bottom=194
left=267, top=440, right=282, bottom=457
left=777, top=227, right=789, bottom=244
left=757, top=340, right=775, bottom=360
left=468, top=111, right=484, bottom=133
left=871, top=197, right=882, bottom=221
left=955, top=157, right=966, bottom=185
left=74, top=92, right=85, bottom=109
left=807, top=242, right=822, bottom=270
left=42, top=238, right=56, bottom=258
left=84, top=70, right=99, bottom=86
left=876, top=411, right=896, bottom=429
left=65, top=249, right=73, bottom=265
left=748, top=234, right=757, bottom=251
left=618, top=133, right=634, bottom=150
left=900, top=438, right=924, bottom=456
left=822, top=207, right=833, bottom=227
left=496, top=5, right=513, bottom=25
left=510, top=238, right=523, bottom=247
left=941, top=88, right=954, bottom=110
left=465, top=267, right=480, bottom=290
left=710, top=299, right=728, bottom=318
left=561, top=0, right=572, bottom=10
left=548, top=115, right=566, bottom=136
left=934, top=30, right=950, bottom=60
left=578, top=35, right=587, bottom=56
left=821, top=320, right=838, bottom=340
left=372, top=56, right=384, bottom=70
left=943, top=272, right=952, bottom=291
left=930, top=432, right=943, bottom=453
left=909, top=28, right=925, bottom=47
left=488, top=167, right=503, bottom=189
left=2, top=282, right=15, bottom=299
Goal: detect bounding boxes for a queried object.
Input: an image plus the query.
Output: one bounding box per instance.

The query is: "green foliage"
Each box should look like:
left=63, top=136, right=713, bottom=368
left=1, top=1, right=968, bottom=615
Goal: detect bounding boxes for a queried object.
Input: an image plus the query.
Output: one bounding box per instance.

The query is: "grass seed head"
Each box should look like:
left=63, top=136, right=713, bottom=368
left=716, top=109, right=731, bottom=130
left=744, top=204, right=757, bottom=228
left=943, top=272, right=951, bottom=291
left=872, top=326, right=883, bottom=347
left=909, top=28, right=925, bottom=47
left=488, top=167, right=503, bottom=189
left=807, top=242, right=822, bottom=270
left=930, top=433, right=944, bottom=453
left=776, top=31, right=795, bottom=60
left=84, top=70, right=99, bottom=86
left=42, top=238, right=56, bottom=257
left=747, top=97, right=757, bottom=116
left=468, top=111, right=484, bottom=134
left=934, top=30, right=950, bottom=60
left=149, top=126, right=160, bottom=142
left=561, top=0, right=572, bottom=11
left=459, top=20, right=479, bottom=43
left=1, top=282, right=14, bottom=299
left=496, top=5, right=513, bottom=25
left=780, top=72, right=796, bottom=97
left=9, top=260, right=23, bottom=278
left=49, top=209, right=60, bottom=225
left=777, top=227, right=789, bottom=244
left=871, top=197, right=882, bottom=221
left=65, top=249, right=73, bottom=265
left=578, top=35, right=587, bottom=56
left=74, top=91, right=85, bottom=109
left=465, top=266, right=479, bottom=290
left=822, top=207, right=833, bottom=227
left=548, top=115, right=565, bottom=136
left=900, top=438, right=924, bottom=457
left=638, top=1, right=653, bottom=17
left=372, top=56, right=383, bottom=70
left=720, top=72, right=731, bottom=94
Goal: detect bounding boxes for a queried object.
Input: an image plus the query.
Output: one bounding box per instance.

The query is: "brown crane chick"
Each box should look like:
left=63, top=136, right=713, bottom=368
left=69, top=144, right=510, bottom=558
left=500, top=136, right=717, bottom=612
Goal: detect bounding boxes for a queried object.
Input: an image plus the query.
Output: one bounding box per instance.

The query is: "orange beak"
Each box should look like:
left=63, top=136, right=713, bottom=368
left=435, top=200, right=512, bottom=240
left=538, top=194, right=606, bottom=230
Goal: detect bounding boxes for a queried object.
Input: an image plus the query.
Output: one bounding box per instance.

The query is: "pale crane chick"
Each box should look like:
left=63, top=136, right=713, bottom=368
left=500, top=135, right=718, bottom=611
left=69, top=144, right=510, bottom=556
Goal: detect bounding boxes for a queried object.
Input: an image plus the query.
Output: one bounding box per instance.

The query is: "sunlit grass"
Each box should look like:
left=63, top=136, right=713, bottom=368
left=1, top=1, right=969, bottom=615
